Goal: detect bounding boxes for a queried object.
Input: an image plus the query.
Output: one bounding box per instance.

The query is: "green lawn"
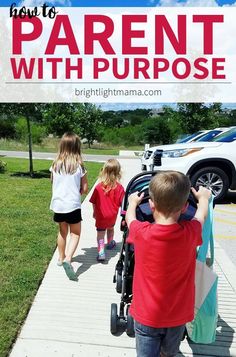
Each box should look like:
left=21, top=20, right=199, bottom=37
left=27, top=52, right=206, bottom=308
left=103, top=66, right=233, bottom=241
left=0, top=158, right=102, bottom=357
left=0, top=138, right=143, bottom=156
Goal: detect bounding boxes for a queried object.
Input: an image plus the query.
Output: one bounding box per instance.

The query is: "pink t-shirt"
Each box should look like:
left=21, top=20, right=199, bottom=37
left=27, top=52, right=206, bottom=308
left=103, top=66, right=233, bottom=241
left=128, top=219, right=202, bottom=328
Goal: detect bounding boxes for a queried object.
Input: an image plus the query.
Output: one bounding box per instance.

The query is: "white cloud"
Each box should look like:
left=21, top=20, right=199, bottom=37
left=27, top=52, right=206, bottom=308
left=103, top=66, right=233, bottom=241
left=19, top=0, right=72, bottom=6
left=157, top=0, right=236, bottom=6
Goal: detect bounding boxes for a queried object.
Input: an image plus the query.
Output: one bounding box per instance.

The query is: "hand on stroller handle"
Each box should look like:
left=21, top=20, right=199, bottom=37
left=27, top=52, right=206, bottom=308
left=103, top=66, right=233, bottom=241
left=128, top=191, right=145, bottom=206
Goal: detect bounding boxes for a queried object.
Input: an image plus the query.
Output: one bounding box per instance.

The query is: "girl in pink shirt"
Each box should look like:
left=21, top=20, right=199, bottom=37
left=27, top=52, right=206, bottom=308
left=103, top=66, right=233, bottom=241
left=90, top=159, right=125, bottom=261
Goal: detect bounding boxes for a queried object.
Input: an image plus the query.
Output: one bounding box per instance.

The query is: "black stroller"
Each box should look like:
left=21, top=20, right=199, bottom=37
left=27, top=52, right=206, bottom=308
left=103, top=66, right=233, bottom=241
left=110, top=171, right=198, bottom=337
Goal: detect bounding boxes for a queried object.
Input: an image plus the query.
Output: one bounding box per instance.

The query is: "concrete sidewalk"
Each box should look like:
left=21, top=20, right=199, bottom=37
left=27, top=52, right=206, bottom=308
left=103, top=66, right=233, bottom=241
left=10, top=159, right=236, bottom=357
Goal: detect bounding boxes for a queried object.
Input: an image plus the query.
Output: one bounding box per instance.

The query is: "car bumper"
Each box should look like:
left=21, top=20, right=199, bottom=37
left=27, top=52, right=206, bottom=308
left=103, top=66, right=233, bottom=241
left=141, top=156, right=154, bottom=171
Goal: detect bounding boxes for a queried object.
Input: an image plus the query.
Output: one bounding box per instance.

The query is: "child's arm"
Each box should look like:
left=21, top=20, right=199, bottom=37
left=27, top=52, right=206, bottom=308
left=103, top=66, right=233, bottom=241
left=191, top=186, right=212, bottom=226
left=80, top=174, right=88, bottom=195
left=126, top=192, right=144, bottom=228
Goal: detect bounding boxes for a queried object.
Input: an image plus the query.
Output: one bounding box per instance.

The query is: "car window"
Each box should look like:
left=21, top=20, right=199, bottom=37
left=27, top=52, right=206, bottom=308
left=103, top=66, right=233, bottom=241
left=178, top=131, right=203, bottom=143
left=197, top=130, right=222, bottom=142
left=213, top=128, right=236, bottom=142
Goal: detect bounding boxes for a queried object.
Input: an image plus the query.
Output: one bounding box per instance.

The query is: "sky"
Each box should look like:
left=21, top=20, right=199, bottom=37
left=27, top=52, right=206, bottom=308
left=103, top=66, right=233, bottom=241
left=1, top=0, right=236, bottom=7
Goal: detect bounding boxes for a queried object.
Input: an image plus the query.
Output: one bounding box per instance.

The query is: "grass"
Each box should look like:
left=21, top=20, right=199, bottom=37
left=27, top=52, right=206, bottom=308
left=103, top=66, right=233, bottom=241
left=0, top=138, right=143, bottom=156
left=0, top=157, right=102, bottom=357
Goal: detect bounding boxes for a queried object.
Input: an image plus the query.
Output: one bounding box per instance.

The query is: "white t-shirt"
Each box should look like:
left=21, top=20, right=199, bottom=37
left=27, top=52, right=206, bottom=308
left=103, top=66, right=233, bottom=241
left=50, top=165, right=86, bottom=213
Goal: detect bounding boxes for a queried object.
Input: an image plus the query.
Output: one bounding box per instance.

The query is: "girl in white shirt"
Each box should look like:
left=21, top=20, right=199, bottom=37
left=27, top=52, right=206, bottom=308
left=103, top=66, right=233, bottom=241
left=50, top=132, right=88, bottom=281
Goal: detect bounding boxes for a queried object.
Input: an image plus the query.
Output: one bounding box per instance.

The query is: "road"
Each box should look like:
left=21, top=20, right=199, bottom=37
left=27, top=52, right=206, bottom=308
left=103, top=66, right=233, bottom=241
left=1, top=149, right=236, bottom=268
left=214, top=190, right=236, bottom=268
left=0, top=149, right=121, bottom=162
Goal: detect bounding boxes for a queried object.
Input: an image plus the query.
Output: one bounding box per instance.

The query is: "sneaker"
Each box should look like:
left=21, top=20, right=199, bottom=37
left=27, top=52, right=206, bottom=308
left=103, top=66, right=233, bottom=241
left=106, top=240, right=116, bottom=250
left=62, top=261, right=78, bottom=281
left=97, top=252, right=106, bottom=261
left=57, top=260, right=63, bottom=267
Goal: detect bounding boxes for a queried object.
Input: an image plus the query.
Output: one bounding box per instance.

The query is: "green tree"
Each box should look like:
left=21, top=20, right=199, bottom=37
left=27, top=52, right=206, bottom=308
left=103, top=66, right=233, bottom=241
left=0, top=104, right=44, bottom=176
left=177, top=103, right=209, bottom=133
left=177, top=103, right=227, bottom=134
left=159, top=106, right=182, bottom=143
left=43, top=103, right=81, bottom=136
left=141, top=116, right=172, bottom=145
left=0, top=114, right=16, bottom=138
left=77, top=103, right=103, bottom=147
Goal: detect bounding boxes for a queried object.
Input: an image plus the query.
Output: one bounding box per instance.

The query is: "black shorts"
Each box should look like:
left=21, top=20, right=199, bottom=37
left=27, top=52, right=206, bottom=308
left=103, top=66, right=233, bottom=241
left=53, top=208, right=82, bottom=224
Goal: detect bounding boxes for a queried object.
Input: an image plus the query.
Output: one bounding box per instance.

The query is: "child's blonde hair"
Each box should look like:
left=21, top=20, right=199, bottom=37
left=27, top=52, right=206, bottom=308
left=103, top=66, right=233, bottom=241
left=149, top=171, right=191, bottom=217
left=52, top=132, right=83, bottom=174
left=99, top=159, right=121, bottom=192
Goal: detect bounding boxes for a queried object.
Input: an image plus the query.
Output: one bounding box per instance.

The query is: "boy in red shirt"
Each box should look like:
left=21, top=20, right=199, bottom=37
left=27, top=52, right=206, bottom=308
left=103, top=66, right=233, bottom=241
left=126, top=171, right=211, bottom=357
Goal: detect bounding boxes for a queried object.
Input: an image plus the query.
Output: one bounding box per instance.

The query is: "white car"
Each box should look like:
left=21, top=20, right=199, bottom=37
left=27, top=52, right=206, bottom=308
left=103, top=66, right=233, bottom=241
left=141, top=127, right=236, bottom=201
left=141, top=128, right=228, bottom=173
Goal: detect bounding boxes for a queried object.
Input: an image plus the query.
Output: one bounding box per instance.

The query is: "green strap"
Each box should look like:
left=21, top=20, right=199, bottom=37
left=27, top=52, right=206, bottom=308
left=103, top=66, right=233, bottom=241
left=197, top=196, right=214, bottom=266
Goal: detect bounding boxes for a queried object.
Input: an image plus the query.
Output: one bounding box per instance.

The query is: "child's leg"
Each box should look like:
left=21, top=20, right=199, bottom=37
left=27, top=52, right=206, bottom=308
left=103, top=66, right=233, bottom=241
left=106, top=227, right=116, bottom=249
left=134, top=320, right=161, bottom=357
left=65, top=222, right=81, bottom=263
left=57, top=222, right=69, bottom=262
left=107, top=227, right=114, bottom=244
left=97, top=230, right=106, bottom=260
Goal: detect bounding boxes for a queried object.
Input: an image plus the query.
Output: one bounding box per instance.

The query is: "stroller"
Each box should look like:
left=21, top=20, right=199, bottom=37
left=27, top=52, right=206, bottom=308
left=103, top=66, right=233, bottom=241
left=110, top=171, right=198, bottom=336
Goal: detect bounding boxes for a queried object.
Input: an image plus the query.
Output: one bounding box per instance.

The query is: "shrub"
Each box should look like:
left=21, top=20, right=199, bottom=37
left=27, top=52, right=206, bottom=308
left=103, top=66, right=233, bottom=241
left=0, top=159, right=6, bottom=173
left=0, top=115, right=16, bottom=139
left=100, top=125, right=143, bottom=146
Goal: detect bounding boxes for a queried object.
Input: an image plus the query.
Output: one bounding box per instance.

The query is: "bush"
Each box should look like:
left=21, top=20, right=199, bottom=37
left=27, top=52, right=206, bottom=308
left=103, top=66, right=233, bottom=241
left=15, top=118, right=46, bottom=144
left=100, top=125, right=143, bottom=146
left=0, top=116, right=16, bottom=139
left=0, top=159, right=6, bottom=173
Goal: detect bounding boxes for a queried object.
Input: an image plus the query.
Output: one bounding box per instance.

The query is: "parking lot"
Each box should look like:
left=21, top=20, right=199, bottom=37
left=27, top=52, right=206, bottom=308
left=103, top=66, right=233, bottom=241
left=215, top=191, right=236, bottom=267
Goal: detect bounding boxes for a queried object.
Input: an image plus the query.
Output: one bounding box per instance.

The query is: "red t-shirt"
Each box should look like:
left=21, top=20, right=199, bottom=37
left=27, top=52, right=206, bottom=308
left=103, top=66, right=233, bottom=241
left=128, top=219, right=202, bottom=328
left=89, top=182, right=125, bottom=229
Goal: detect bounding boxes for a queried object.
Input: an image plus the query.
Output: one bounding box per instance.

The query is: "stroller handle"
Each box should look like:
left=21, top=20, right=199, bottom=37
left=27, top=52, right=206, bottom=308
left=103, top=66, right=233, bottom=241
left=122, top=170, right=159, bottom=211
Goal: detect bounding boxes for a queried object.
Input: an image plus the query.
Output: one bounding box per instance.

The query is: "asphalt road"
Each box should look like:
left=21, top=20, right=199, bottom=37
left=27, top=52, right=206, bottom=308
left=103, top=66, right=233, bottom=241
left=214, top=190, right=236, bottom=268
left=0, top=150, right=121, bottom=162
left=1, top=149, right=236, bottom=267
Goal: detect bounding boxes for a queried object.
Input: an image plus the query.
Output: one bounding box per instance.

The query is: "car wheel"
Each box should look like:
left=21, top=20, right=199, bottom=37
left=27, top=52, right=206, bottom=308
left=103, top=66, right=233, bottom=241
left=191, top=166, right=229, bottom=202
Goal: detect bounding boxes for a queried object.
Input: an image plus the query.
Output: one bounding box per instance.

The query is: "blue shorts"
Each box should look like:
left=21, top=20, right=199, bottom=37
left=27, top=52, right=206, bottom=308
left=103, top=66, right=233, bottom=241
left=134, top=320, right=185, bottom=357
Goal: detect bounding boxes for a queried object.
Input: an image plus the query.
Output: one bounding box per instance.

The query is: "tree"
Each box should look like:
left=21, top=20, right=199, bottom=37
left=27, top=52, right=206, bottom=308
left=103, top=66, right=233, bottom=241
left=43, top=103, right=81, bottom=136
left=0, top=103, right=43, bottom=176
left=159, top=106, right=182, bottom=142
left=177, top=103, right=229, bottom=134
left=141, top=116, right=172, bottom=145
left=77, top=103, right=103, bottom=147
left=177, top=103, right=209, bottom=133
left=0, top=114, right=16, bottom=138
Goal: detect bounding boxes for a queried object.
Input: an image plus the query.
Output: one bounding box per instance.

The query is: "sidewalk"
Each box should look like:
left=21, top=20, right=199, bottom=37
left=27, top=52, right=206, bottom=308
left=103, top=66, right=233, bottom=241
left=10, top=159, right=236, bottom=357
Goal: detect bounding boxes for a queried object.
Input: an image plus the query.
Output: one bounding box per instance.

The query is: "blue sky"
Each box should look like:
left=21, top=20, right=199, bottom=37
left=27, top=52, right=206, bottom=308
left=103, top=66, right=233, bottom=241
left=1, top=0, right=236, bottom=6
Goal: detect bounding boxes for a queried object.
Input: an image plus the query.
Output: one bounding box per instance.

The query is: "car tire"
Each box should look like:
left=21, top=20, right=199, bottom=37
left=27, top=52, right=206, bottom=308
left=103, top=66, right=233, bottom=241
left=191, top=166, right=229, bottom=202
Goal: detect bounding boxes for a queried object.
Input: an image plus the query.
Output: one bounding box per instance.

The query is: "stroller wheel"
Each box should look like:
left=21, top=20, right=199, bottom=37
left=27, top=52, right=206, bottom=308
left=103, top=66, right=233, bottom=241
left=126, top=310, right=135, bottom=337
left=110, top=303, right=118, bottom=334
left=116, top=273, right=122, bottom=293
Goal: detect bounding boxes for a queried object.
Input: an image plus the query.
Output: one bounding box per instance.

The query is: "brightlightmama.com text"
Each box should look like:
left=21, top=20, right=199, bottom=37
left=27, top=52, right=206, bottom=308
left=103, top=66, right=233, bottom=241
left=74, top=88, right=162, bottom=99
